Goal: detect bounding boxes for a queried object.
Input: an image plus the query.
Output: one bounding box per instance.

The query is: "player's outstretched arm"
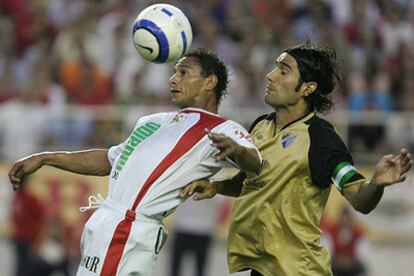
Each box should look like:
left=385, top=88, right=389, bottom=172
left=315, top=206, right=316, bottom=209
left=343, top=148, right=412, bottom=214
left=180, top=171, right=246, bottom=200
left=206, top=129, right=261, bottom=174
left=9, top=149, right=111, bottom=190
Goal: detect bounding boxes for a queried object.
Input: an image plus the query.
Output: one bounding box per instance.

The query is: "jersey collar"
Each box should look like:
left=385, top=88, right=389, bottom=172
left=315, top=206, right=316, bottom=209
left=179, top=107, right=222, bottom=118
left=266, top=112, right=316, bottom=131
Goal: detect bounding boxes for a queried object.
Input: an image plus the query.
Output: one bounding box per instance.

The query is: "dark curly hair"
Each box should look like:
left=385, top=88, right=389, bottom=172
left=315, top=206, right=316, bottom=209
left=284, top=43, right=341, bottom=114
left=184, top=48, right=229, bottom=105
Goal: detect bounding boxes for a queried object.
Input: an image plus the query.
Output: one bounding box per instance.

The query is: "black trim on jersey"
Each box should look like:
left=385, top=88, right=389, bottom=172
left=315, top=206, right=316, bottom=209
left=347, top=173, right=364, bottom=184
left=249, top=114, right=273, bottom=132
left=280, top=112, right=314, bottom=131
left=249, top=112, right=315, bottom=133
left=306, top=116, right=355, bottom=188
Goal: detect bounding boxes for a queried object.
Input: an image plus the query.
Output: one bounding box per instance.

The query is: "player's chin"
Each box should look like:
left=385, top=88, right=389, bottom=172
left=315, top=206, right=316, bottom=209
left=264, top=93, right=273, bottom=104
left=170, top=93, right=179, bottom=101
left=171, top=95, right=185, bottom=107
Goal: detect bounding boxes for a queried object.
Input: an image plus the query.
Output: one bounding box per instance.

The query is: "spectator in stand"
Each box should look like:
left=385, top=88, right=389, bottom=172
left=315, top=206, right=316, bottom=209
left=386, top=75, right=414, bottom=153
left=324, top=207, right=367, bottom=276
left=0, top=57, right=19, bottom=103
left=60, top=45, right=113, bottom=106
left=10, top=178, right=46, bottom=276
left=378, top=1, right=414, bottom=61
left=347, top=70, right=393, bottom=151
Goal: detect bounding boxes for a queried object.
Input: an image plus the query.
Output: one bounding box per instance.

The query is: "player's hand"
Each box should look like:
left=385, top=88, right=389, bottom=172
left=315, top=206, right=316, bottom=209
left=179, top=179, right=218, bottom=200
left=9, top=155, right=43, bottom=190
left=205, top=128, right=243, bottom=162
left=371, top=148, right=412, bottom=187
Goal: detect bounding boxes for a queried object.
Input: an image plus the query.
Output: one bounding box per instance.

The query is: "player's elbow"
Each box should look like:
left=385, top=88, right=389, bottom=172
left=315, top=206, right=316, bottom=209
left=233, top=148, right=261, bottom=174
left=355, top=206, right=372, bottom=215
left=351, top=202, right=375, bottom=215
left=245, top=150, right=261, bottom=174
left=252, top=158, right=261, bottom=175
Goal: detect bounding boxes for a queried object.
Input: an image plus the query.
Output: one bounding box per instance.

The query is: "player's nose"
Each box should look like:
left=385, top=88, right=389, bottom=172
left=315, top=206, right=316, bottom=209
left=266, top=68, right=276, bottom=82
left=169, top=74, right=178, bottom=85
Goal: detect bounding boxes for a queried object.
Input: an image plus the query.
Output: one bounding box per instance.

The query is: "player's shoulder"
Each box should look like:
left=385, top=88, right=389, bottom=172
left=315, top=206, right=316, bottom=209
left=140, top=111, right=171, bottom=119
left=180, top=108, right=227, bottom=123
left=249, top=113, right=275, bottom=132
left=305, top=115, right=344, bottom=144
left=305, top=114, right=335, bottom=127
left=212, top=119, right=245, bottom=133
left=136, top=111, right=174, bottom=126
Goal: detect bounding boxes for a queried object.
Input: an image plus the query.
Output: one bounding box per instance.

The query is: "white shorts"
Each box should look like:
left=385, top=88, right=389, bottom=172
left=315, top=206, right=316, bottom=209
left=76, top=200, right=168, bottom=276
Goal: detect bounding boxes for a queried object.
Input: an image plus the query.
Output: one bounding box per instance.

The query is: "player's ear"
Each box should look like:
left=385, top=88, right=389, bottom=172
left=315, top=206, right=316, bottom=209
left=302, top=81, right=317, bottom=97
left=205, top=74, right=218, bottom=91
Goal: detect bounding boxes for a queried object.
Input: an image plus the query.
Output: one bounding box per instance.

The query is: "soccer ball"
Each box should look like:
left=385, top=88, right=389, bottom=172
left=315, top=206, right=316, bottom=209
left=132, top=4, right=193, bottom=63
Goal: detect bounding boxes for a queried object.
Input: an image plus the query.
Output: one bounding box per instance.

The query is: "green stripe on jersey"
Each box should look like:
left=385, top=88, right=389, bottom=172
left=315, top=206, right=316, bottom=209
left=331, top=162, right=358, bottom=193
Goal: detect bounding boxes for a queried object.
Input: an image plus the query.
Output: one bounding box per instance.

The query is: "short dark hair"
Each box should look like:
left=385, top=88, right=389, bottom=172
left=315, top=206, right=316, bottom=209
left=185, top=48, right=229, bottom=105
left=284, top=43, right=341, bottom=114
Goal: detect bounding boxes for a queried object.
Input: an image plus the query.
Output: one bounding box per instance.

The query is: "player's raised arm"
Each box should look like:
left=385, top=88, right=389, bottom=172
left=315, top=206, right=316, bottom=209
left=343, top=148, right=412, bottom=214
left=206, top=129, right=261, bottom=175
left=9, top=149, right=111, bottom=190
left=180, top=171, right=247, bottom=200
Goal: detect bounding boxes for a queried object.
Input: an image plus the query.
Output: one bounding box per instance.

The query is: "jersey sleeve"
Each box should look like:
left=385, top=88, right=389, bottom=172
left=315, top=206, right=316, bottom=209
left=308, top=120, right=365, bottom=193
left=208, top=120, right=261, bottom=169
left=215, top=120, right=259, bottom=151
left=107, top=142, right=126, bottom=166
left=249, top=114, right=272, bottom=132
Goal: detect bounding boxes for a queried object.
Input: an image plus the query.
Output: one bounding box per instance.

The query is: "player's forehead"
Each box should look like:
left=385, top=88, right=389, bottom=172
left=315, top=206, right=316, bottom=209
left=275, top=53, right=298, bottom=71
left=174, top=56, right=201, bottom=71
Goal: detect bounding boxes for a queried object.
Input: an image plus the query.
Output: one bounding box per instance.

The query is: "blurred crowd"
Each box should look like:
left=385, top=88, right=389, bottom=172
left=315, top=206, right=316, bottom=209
left=1, top=1, right=414, bottom=275
left=1, top=0, right=414, bottom=159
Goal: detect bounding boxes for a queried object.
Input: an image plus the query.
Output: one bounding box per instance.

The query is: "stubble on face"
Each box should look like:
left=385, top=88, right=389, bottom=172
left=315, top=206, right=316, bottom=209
left=265, top=53, right=303, bottom=109
left=170, top=57, right=205, bottom=108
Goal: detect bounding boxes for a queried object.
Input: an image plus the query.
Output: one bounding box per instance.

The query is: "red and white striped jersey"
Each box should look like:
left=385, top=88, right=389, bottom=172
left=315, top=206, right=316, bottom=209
left=106, top=107, right=258, bottom=217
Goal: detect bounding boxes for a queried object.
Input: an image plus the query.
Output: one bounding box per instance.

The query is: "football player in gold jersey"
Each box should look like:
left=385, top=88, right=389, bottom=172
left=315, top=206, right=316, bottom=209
left=180, top=43, right=413, bottom=276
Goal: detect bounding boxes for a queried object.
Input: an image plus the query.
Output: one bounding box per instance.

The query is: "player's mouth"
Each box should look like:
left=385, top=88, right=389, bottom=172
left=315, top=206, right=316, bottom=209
left=266, top=84, right=273, bottom=94
left=170, top=88, right=181, bottom=94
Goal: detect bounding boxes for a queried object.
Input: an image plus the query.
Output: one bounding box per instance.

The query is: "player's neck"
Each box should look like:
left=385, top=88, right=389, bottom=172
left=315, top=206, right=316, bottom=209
left=187, top=98, right=218, bottom=114
left=274, top=105, right=311, bottom=129
left=202, top=103, right=218, bottom=114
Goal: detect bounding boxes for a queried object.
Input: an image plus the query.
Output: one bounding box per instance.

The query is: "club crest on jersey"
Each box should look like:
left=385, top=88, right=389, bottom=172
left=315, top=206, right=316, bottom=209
left=281, top=131, right=296, bottom=148
left=255, top=133, right=263, bottom=141
left=171, top=113, right=185, bottom=124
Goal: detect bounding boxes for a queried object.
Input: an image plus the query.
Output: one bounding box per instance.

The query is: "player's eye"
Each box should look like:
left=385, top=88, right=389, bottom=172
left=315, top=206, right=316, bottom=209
left=274, top=66, right=284, bottom=74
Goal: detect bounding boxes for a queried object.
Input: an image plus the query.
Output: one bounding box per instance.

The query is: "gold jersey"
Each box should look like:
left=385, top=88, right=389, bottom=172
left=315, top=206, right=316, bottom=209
left=228, top=112, right=364, bottom=276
